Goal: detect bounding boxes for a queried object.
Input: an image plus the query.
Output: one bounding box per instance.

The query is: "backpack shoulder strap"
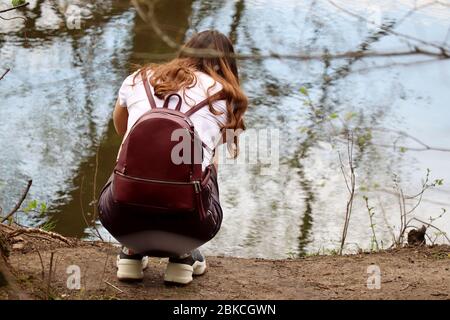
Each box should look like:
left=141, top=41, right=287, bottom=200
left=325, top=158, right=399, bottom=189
left=141, top=70, right=157, bottom=109
left=184, top=90, right=225, bottom=117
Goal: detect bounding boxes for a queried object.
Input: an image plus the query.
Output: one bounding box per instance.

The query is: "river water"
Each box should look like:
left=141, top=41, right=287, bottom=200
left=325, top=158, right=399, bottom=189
left=1, top=0, right=449, bottom=258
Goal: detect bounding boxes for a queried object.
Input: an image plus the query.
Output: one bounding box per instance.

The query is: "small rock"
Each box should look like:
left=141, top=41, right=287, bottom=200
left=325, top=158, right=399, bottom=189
left=12, top=243, right=25, bottom=250
left=407, top=225, right=426, bottom=246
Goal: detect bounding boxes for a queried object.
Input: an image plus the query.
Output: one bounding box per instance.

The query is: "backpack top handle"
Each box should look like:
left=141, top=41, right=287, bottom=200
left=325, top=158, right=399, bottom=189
left=163, top=93, right=183, bottom=111
left=141, top=68, right=225, bottom=116
left=184, top=91, right=225, bottom=117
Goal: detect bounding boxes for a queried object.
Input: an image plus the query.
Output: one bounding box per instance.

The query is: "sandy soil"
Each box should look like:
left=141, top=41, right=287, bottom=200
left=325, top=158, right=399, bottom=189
left=1, top=228, right=449, bottom=300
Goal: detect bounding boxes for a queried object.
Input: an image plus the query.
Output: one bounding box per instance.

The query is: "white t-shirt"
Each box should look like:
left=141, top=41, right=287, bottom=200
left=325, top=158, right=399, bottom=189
left=117, top=71, right=228, bottom=170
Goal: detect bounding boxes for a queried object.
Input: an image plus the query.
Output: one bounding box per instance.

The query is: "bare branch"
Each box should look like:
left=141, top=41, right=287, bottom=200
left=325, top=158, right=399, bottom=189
left=326, top=0, right=450, bottom=52
left=349, top=57, right=446, bottom=74
left=131, top=48, right=450, bottom=61
left=339, top=133, right=356, bottom=255
left=0, top=2, right=29, bottom=14
left=46, top=251, right=54, bottom=299
left=132, top=0, right=179, bottom=49
left=104, top=280, right=123, bottom=293
left=79, top=176, right=92, bottom=237
left=364, top=196, right=379, bottom=251
left=395, top=130, right=450, bottom=152
left=0, top=69, right=10, bottom=81
left=338, top=152, right=351, bottom=194
left=91, top=146, right=104, bottom=241
left=131, top=0, right=450, bottom=62
left=0, top=14, right=27, bottom=23
left=79, top=173, right=103, bottom=241
left=1, top=180, right=32, bottom=224
left=7, top=227, right=73, bottom=246
left=376, top=195, right=397, bottom=243
left=371, top=128, right=450, bottom=153
left=34, top=247, right=45, bottom=280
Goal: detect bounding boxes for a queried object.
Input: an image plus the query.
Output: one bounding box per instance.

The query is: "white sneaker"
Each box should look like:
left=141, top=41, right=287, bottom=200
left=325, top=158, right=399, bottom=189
left=164, top=249, right=206, bottom=285
left=116, top=249, right=149, bottom=282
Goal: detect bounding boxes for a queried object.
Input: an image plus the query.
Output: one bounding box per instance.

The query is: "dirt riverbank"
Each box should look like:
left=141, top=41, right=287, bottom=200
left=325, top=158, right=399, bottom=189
left=1, top=226, right=449, bottom=300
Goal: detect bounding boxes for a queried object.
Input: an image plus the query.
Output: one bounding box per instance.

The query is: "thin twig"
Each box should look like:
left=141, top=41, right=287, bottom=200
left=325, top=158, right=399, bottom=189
left=338, top=152, right=351, bottom=194
left=91, top=146, right=104, bottom=241
left=79, top=176, right=90, bottom=231
left=101, top=253, right=110, bottom=281
left=349, top=57, right=446, bottom=74
left=47, top=251, right=54, bottom=299
left=104, top=280, right=123, bottom=293
left=398, top=188, right=407, bottom=243
left=372, top=128, right=450, bottom=153
left=376, top=195, right=396, bottom=244
left=0, top=2, right=30, bottom=14
left=339, top=132, right=356, bottom=255
left=364, top=196, right=379, bottom=251
left=35, top=248, right=45, bottom=280
left=131, top=48, right=450, bottom=61
left=0, top=68, right=10, bottom=81
left=1, top=180, right=32, bottom=224
left=326, top=0, right=450, bottom=52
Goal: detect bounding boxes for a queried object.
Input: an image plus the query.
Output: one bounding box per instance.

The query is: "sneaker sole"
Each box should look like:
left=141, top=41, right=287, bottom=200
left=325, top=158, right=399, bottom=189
left=117, top=268, right=144, bottom=282
left=116, top=257, right=148, bottom=282
left=164, top=260, right=207, bottom=285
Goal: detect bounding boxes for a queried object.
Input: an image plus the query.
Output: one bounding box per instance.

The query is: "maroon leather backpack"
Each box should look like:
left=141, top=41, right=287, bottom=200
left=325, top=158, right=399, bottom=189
left=112, top=72, right=222, bottom=220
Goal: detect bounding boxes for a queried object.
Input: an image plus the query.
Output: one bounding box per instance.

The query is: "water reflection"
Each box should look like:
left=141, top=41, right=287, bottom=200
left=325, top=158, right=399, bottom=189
left=1, top=0, right=449, bottom=258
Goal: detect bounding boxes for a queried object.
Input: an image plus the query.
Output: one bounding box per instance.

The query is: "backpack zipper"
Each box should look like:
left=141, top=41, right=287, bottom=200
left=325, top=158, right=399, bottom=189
left=114, top=170, right=201, bottom=193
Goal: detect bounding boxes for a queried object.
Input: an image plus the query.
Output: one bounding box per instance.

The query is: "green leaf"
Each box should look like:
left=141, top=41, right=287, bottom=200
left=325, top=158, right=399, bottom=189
left=329, top=113, right=338, bottom=119
left=40, top=202, right=48, bottom=215
left=299, top=87, right=308, bottom=96
left=11, top=0, right=26, bottom=7
left=357, top=136, right=366, bottom=146
left=399, top=146, right=407, bottom=153
left=24, top=199, right=38, bottom=213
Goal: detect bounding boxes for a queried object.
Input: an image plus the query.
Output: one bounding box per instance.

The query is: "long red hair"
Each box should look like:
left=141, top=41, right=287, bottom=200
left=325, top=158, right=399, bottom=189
left=136, top=30, right=248, bottom=157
